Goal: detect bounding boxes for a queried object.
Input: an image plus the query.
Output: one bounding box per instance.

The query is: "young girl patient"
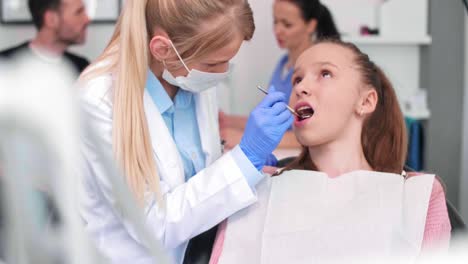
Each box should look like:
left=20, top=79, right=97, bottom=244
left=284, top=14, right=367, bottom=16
left=209, top=39, right=451, bottom=264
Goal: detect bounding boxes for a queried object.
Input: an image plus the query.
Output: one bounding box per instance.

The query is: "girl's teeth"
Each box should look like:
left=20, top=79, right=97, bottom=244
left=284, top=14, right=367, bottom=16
left=296, top=106, right=314, bottom=121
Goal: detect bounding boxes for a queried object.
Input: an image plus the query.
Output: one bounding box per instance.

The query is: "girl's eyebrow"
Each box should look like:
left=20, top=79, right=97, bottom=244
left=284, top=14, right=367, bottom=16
left=293, top=62, right=340, bottom=75
left=314, top=61, right=340, bottom=69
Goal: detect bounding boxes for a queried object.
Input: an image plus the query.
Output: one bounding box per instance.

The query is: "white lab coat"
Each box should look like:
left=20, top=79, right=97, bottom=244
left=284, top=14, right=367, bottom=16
left=78, top=73, right=262, bottom=264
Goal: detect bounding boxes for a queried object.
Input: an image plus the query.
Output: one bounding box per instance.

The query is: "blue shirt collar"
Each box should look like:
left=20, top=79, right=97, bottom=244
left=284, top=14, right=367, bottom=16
left=146, top=70, right=193, bottom=114
left=174, top=89, right=193, bottom=110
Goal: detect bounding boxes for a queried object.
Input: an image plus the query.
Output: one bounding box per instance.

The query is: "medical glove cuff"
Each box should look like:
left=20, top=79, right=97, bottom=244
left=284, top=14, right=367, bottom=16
left=239, top=139, right=266, bottom=171
left=265, top=153, right=278, bottom=167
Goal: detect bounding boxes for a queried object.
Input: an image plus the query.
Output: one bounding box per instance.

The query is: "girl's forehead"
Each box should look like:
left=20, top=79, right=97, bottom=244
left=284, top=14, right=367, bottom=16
left=296, top=43, right=356, bottom=70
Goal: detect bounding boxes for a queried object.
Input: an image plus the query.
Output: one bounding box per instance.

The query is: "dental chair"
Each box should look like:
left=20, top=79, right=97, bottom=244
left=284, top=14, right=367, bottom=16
left=183, top=226, right=218, bottom=264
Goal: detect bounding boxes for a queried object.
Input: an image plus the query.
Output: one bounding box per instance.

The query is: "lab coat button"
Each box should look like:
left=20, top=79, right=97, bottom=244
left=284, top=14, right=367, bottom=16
left=169, top=162, right=177, bottom=168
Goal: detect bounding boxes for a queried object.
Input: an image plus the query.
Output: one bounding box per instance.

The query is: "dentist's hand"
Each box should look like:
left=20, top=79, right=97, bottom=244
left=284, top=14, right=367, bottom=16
left=239, top=88, right=293, bottom=171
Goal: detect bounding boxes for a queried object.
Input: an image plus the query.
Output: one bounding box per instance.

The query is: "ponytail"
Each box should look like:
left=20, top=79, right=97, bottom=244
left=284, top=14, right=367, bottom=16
left=113, top=0, right=162, bottom=203
left=362, top=65, right=407, bottom=173
left=284, top=0, right=340, bottom=40
left=81, top=0, right=162, bottom=204
left=316, top=4, right=340, bottom=40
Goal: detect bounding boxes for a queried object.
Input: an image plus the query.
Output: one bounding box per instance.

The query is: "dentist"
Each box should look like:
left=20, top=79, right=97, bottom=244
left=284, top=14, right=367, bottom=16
left=78, top=0, right=293, bottom=263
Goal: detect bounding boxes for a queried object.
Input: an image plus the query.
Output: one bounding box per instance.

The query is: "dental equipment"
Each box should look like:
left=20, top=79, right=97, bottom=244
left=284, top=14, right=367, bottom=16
left=256, top=86, right=299, bottom=117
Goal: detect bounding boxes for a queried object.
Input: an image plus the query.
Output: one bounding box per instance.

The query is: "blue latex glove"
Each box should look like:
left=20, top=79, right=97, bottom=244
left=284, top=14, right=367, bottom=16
left=239, top=87, right=293, bottom=170
left=265, top=153, right=278, bottom=167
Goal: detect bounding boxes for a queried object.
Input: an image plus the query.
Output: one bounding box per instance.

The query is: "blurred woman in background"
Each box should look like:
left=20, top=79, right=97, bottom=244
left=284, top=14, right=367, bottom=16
left=221, top=0, right=340, bottom=151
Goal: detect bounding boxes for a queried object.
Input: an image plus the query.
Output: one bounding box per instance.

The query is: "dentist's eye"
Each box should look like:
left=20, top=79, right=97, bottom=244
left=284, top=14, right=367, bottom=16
left=321, top=70, right=332, bottom=78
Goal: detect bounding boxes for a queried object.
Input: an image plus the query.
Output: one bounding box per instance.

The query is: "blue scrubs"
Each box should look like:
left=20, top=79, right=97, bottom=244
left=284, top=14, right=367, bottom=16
left=268, top=55, right=294, bottom=100
left=269, top=54, right=294, bottom=130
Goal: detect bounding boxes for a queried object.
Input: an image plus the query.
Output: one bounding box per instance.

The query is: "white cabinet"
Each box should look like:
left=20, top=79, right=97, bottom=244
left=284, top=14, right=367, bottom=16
left=380, top=0, right=429, bottom=38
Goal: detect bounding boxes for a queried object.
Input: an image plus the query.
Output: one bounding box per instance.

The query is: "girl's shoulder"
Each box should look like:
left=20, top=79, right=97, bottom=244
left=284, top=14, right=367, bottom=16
left=406, top=172, right=446, bottom=197
left=406, top=172, right=452, bottom=249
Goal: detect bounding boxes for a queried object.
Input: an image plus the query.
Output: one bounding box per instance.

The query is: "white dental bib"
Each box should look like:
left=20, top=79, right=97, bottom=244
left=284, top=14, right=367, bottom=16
left=217, top=170, right=435, bottom=264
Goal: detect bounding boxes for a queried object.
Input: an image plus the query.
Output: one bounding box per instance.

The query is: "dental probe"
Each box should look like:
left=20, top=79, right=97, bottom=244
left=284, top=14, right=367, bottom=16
left=256, top=85, right=299, bottom=117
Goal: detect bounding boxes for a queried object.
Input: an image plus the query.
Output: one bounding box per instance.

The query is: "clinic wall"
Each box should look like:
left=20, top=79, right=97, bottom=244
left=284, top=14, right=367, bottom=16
left=420, top=0, right=466, bottom=208
left=0, top=24, right=115, bottom=61
left=221, top=0, right=282, bottom=114
left=461, top=14, right=468, bottom=221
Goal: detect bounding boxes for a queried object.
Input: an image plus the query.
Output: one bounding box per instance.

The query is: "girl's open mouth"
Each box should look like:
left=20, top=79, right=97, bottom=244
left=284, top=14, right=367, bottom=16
left=295, top=104, right=315, bottom=121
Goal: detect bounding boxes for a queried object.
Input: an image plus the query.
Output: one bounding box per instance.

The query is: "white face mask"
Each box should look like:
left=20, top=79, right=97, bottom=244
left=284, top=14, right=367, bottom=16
left=162, top=40, right=232, bottom=93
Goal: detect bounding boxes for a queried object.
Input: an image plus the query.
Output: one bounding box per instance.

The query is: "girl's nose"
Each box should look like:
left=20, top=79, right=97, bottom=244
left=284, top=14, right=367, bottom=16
left=294, top=81, right=310, bottom=98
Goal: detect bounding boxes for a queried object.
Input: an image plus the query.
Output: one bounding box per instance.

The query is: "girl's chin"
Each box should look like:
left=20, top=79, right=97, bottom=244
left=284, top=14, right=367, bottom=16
left=296, top=135, right=327, bottom=149
left=296, top=138, right=316, bottom=148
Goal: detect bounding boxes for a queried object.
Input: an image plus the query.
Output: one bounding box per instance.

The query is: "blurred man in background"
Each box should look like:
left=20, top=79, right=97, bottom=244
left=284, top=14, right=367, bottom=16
left=0, top=0, right=90, bottom=76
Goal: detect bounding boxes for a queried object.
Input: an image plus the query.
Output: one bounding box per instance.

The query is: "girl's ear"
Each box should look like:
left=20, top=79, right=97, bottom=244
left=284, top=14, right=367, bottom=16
left=356, top=88, right=378, bottom=117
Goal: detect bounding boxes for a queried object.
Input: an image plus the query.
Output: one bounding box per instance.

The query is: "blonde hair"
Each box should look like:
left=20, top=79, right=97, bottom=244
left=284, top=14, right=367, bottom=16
left=81, top=0, right=255, bottom=203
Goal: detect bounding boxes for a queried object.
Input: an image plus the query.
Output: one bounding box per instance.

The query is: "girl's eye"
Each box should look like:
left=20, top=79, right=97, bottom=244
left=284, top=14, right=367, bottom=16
left=321, top=70, right=332, bottom=78
left=293, top=76, right=302, bottom=85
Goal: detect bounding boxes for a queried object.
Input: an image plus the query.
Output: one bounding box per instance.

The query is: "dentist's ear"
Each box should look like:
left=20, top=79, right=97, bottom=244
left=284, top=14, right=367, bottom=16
left=306, top=19, right=318, bottom=36
left=356, top=88, right=378, bottom=117
left=149, top=35, right=172, bottom=62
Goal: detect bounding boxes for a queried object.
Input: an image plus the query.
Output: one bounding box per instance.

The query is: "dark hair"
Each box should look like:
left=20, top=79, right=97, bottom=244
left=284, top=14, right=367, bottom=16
left=28, top=0, right=61, bottom=30
left=281, top=39, right=407, bottom=175
left=284, top=0, right=340, bottom=39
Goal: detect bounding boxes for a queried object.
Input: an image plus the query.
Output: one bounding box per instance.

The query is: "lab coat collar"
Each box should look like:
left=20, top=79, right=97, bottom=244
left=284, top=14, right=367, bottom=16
left=144, top=89, right=185, bottom=188
left=194, top=89, right=222, bottom=166
left=143, top=86, right=222, bottom=189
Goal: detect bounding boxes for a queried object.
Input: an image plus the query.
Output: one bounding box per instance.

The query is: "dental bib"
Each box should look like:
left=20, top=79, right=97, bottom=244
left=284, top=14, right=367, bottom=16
left=217, top=170, right=434, bottom=264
